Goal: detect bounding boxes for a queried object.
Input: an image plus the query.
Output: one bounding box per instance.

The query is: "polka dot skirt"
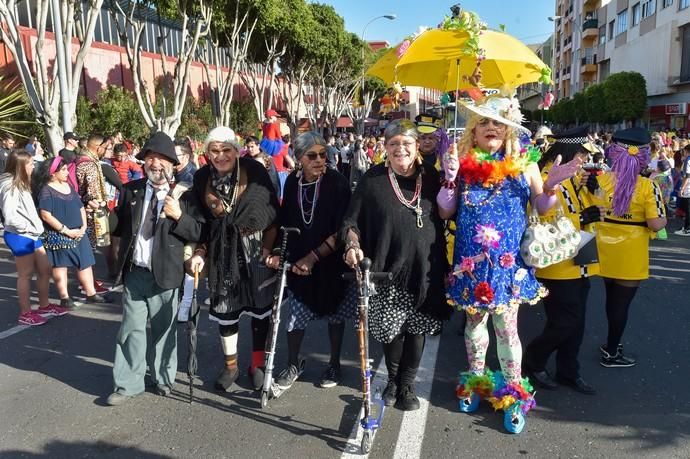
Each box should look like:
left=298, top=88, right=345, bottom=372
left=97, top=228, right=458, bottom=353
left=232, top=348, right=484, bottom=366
left=369, top=284, right=442, bottom=344
left=285, top=283, right=358, bottom=332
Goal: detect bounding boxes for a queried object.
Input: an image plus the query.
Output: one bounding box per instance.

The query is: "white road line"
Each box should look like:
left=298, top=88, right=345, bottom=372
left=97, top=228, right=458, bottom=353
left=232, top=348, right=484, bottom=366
left=0, top=325, right=29, bottom=340
left=392, top=335, right=440, bottom=459
left=341, top=356, right=388, bottom=458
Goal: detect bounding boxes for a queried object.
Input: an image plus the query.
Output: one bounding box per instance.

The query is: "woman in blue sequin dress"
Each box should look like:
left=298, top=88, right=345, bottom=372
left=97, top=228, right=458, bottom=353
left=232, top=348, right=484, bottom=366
left=436, top=96, right=581, bottom=434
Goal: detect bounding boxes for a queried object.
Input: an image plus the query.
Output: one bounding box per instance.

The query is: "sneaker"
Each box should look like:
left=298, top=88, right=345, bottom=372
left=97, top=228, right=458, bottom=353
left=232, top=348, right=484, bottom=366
left=275, top=360, right=305, bottom=390
left=318, top=365, right=341, bottom=388
left=382, top=380, right=398, bottom=407
left=86, top=294, right=107, bottom=304
left=60, top=297, right=78, bottom=310
left=599, top=343, right=623, bottom=357
left=674, top=228, right=690, bottom=236
left=81, top=284, right=110, bottom=295
left=18, top=311, right=48, bottom=326
left=600, top=348, right=637, bottom=368
left=215, top=367, right=239, bottom=392
left=177, top=306, right=190, bottom=323
left=395, top=384, right=420, bottom=411
left=36, top=303, right=69, bottom=317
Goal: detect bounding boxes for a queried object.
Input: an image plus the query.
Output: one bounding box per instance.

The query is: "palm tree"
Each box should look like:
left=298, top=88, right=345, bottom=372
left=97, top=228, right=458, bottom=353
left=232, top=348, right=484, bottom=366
left=0, top=76, right=31, bottom=138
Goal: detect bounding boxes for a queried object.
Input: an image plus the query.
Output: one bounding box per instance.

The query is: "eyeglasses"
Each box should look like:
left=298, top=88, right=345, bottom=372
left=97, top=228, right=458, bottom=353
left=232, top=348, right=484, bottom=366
left=477, top=118, right=507, bottom=129
left=387, top=141, right=417, bottom=148
left=305, top=151, right=327, bottom=160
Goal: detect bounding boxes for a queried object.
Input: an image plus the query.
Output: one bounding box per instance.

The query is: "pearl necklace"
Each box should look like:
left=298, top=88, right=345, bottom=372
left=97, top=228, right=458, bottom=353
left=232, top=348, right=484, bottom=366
left=387, top=166, right=423, bottom=228
left=298, top=175, right=321, bottom=227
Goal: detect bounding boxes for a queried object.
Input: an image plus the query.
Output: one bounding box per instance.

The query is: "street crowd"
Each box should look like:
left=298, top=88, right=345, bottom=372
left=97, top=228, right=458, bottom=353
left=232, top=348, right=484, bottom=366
left=0, top=93, right=684, bottom=435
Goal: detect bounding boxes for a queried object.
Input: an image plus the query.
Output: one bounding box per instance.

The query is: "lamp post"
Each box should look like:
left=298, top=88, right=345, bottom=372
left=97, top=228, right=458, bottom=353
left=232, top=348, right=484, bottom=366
left=359, top=14, right=396, bottom=135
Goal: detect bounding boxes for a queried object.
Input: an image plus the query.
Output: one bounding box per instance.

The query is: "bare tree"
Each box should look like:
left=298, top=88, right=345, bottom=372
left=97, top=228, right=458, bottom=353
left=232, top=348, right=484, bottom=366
left=0, top=0, right=103, bottom=153
left=197, top=0, right=257, bottom=127
left=239, top=35, right=285, bottom=122
left=110, top=0, right=211, bottom=136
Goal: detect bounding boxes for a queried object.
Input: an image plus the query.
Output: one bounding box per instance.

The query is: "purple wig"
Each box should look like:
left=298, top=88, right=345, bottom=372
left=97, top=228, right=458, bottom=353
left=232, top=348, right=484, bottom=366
left=434, top=128, right=451, bottom=159
left=605, top=142, right=651, bottom=217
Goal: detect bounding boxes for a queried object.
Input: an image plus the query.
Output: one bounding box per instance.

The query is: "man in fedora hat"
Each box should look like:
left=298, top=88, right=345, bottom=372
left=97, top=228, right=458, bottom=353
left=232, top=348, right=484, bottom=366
left=107, top=131, right=204, bottom=406
left=415, top=112, right=445, bottom=169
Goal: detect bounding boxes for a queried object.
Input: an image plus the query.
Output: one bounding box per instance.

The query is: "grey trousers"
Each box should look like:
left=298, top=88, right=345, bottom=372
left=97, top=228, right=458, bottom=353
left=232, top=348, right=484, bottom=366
left=112, top=267, right=178, bottom=395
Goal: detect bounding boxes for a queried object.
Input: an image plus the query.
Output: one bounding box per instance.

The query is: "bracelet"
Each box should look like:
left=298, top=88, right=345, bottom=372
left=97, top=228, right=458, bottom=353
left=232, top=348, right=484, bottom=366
left=542, top=187, right=557, bottom=196
left=324, top=239, right=335, bottom=252
left=440, top=177, right=457, bottom=189
left=59, top=224, right=66, bottom=234
left=345, top=240, right=360, bottom=251
left=310, top=250, right=320, bottom=262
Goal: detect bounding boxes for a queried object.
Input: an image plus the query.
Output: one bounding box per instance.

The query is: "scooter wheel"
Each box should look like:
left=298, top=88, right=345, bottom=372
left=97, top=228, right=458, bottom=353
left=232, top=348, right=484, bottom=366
left=361, top=430, right=372, bottom=454
left=260, top=391, right=268, bottom=409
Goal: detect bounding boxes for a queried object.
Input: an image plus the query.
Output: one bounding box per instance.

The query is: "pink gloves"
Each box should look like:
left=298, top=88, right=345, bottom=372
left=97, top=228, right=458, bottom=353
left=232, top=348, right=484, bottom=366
left=442, top=144, right=460, bottom=182
left=543, top=154, right=583, bottom=190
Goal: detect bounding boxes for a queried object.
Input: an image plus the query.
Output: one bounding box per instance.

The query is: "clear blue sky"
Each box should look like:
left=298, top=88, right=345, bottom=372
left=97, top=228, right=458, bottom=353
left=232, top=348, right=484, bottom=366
left=315, top=0, right=557, bottom=46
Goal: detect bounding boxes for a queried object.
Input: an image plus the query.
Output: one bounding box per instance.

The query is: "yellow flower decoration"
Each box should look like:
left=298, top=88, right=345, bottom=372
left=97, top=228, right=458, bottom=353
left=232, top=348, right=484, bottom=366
left=628, top=146, right=639, bottom=155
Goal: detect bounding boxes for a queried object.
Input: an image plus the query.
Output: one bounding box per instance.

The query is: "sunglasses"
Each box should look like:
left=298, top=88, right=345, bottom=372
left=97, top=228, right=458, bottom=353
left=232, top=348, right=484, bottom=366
left=305, top=151, right=327, bottom=161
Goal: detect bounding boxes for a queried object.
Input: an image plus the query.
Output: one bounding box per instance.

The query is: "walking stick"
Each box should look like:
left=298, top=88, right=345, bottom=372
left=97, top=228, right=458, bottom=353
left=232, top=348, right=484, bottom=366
left=343, top=258, right=392, bottom=453
left=260, top=226, right=300, bottom=409
left=187, top=268, right=200, bottom=404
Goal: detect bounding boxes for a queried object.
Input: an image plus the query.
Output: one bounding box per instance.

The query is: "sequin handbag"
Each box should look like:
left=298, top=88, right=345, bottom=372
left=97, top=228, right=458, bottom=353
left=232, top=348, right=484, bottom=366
left=41, top=229, right=82, bottom=251
left=520, top=205, right=580, bottom=269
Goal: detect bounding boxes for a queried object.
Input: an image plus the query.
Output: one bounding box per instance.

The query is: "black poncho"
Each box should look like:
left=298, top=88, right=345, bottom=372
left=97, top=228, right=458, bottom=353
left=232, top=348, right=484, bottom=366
left=340, top=162, right=449, bottom=320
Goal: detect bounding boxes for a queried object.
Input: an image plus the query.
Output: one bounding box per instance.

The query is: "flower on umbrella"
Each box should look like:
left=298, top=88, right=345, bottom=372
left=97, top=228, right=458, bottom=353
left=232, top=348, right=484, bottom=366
left=473, top=223, right=503, bottom=249
left=454, top=257, right=476, bottom=277
left=499, top=252, right=515, bottom=269
left=397, top=40, right=411, bottom=59
left=474, top=281, right=495, bottom=304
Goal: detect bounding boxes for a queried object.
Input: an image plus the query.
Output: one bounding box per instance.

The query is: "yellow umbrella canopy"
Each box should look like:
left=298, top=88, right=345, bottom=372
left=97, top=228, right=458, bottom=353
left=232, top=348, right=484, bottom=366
left=365, top=45, right=400, bottom=84
left=387, top=29, right=549, bottom=92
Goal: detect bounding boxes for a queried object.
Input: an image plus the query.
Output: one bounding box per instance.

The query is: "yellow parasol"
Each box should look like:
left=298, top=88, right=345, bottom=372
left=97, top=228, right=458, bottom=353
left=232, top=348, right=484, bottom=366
left=365, top=29, right=551, bottom=92
left=396, top=29, right=550, bottom=92
left=365, top=45, right=400, bottom=85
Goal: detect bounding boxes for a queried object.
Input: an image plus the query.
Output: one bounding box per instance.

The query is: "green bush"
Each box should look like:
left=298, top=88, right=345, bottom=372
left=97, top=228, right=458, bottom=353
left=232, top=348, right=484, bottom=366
left=178, top=98, right=214, bottom=141
left=229, top=99, right=260, bottom=138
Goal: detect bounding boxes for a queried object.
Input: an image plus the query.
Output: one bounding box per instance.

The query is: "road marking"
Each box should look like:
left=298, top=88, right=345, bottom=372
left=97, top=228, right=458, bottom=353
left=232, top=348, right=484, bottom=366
left=392, top=335, right=440, bottom=459
left=341, top=356, right=388, bottom=458
left=0, top=325, right=29, bottom=340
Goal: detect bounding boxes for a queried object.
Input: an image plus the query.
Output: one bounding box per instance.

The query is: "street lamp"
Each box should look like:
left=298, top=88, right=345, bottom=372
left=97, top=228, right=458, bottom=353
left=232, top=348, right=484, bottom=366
left=359, top=14, right=396, bottom=134
left=548, top=15, right=563, bottom=21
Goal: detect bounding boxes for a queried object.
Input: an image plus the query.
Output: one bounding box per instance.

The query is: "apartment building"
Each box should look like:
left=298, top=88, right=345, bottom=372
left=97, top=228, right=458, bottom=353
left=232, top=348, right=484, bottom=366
left=517, top=36, right=554, bottom=113
left=553, top=0, right=690, bottom=130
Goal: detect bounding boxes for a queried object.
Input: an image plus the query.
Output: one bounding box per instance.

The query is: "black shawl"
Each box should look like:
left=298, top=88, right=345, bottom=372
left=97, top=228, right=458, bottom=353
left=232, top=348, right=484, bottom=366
left=192, top=159, right=279, bottom=309
left=339, top=163, right=450, bottom=320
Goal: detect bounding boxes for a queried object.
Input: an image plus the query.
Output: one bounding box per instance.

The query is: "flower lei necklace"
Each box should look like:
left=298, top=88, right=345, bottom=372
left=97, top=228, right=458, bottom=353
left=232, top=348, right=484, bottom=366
left=458, top=146, right=541, bottom=188
left=298, top=175, right=321, bottom=227
left=388, top=166, right=423, bottom=228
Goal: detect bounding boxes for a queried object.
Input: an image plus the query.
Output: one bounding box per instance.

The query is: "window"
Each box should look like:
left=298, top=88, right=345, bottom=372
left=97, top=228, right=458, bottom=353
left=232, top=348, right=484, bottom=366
left=632, top=3, right=641, bottom=26
left=642, top=0, right=656, bottom=17
left=609, top=20, right=615, bottom=39
left=681, top=0, right=690, bottom=9
left=662, top=0, right=673, bottom=8
left=599, top=26, right=606, bottom=44
left=616, top=10, right=628, bottom=35
left=681, top=25, right=690, bottom=81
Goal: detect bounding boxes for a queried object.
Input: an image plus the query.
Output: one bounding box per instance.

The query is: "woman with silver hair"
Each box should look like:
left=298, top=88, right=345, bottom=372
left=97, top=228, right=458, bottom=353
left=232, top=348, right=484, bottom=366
left=187, top=126, right=279, bottom=393
left=585, top=127, right=666, bottom=368
left=265, top=131, right=354, bottom=390
left=341, top=119, right=450, bottom=412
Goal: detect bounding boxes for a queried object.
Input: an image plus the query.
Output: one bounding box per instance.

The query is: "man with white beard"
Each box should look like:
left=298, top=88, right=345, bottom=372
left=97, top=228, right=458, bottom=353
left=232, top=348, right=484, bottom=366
left=106, top=132, right=204, bottom=406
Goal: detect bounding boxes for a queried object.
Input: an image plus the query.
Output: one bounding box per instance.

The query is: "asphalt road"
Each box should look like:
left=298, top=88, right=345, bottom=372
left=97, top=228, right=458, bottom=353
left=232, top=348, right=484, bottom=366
left=0, top=231, right=689, bottom=459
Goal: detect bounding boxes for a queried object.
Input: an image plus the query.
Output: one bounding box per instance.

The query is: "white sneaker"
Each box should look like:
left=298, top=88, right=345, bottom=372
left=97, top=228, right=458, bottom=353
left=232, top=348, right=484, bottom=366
left=674, top=229, right=690, bottom=236
left=177, top=305, right=190, bottom=322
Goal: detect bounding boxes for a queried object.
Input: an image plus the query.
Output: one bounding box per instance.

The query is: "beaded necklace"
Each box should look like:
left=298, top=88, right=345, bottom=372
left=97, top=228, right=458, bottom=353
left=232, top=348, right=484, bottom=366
left=387, top=166, right=423, bottom=228
left=298, top=175, right=321, bottom=227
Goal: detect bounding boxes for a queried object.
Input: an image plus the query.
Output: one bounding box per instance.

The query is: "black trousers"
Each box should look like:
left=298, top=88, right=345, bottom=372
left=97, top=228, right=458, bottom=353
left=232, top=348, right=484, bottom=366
left=525, top=277, right=590, bottom=380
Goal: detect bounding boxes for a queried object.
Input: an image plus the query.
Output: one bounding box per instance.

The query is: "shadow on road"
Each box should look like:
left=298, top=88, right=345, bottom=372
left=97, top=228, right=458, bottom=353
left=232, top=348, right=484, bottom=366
left=0, top=440, right=174, bottom=459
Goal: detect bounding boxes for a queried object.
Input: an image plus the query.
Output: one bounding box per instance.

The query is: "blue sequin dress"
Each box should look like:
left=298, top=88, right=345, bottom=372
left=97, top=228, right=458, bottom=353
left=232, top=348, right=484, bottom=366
left=447, top=170, right=546, bottom=314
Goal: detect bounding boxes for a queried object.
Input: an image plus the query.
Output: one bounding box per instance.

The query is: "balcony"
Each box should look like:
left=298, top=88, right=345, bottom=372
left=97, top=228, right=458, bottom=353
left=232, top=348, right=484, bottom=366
left=563, top=36, right=573, bottom=51
left=582, top=18, right=598, bottom=40
left=581, top=54, right=597, bottom=74
left=583, top=0, right=599, bottom=7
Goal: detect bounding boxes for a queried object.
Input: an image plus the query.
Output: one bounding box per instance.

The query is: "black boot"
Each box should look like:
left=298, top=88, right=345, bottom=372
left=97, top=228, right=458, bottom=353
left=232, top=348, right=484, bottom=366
left=382, top=361, right=399, bottom=407
left=215, top=355, right=239, bottom=392
left=395, top=366, right=420, bottom=411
